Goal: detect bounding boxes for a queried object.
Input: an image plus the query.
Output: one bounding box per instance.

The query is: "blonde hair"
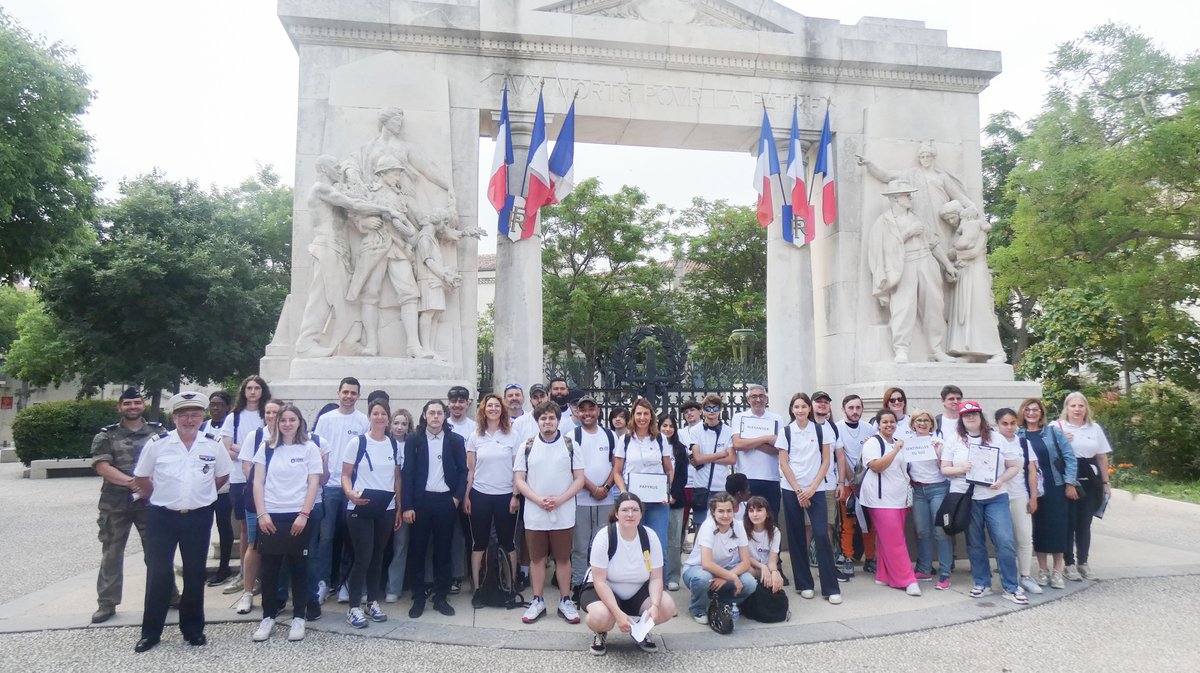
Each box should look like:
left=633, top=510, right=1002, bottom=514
left=1060, top=391, right=1093, bottom=426
left=908, top=408, right=935, bottom=432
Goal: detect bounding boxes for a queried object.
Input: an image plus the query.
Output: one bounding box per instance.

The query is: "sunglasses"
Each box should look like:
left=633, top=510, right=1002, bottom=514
left=888, top=397, right=905, bottom=403
left=704, top=405, right=721, bottom=412
left=504, top=383, right=522, bottom=391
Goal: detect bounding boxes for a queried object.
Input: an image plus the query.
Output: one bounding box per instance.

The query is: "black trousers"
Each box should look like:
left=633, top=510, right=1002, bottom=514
left=346, top=510, right=392, bottom=606
left=211, top=493, right=234, bottom=571
left=407, top=491, right=457, bottom=600
left=468, top=491, right=518, bottom=553
left=747, top=479, right=782, bottom=519
left=142, top=505, right=212, bottom=641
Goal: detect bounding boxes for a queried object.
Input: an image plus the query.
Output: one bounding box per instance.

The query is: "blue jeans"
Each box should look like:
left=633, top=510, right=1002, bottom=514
left=385, top=522, right=410, bottom=597
left=317, top=486, right=346, bottom=588
left=967, top=493, right=1019, bottom=593
left=643, top=502, right=669, bottom=555
left=681, top=566, right=757, bottom=617
left=911, top=481, right=953, bottom=580
left=304, top=501, right=325, bottom=604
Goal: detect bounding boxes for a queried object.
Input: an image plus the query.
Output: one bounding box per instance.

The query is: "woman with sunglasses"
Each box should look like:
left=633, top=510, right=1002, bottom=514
left=876, top=387, right=912, bottom=439
left=905, top=409, right=952, bottom=589
left=583, top=492, right=676, bottom=655
left=1017, top=398, right=1077, bottom=589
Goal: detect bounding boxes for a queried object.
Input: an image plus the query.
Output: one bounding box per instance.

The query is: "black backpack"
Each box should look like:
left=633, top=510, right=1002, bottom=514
left=475, top=536, right=523, bottom=609
left=739, top=581, right=790, bottom=623
left=571, top=522, right=652, bottom=606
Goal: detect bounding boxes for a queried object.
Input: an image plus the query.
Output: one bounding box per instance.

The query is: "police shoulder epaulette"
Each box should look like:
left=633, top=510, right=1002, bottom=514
left=154, top=431, right=170, bottom=440
left=204, top=432, right=219, bottom=441
left=100, top=424, right=117, bottom=432
left=148, top=421, right=164, bottom=428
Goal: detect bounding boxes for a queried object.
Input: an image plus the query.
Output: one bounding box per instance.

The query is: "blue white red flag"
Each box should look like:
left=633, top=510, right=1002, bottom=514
left=488, top=86, right=516, bottom=239
left=784, top=103, right=814, bottom=247
left=548, top=100, right=576, bottom=203
left=814, top=108, right=837, bottom=225
left=519, top=92, right=553, bottom=240
left=753, top=109, right=780, bottom=228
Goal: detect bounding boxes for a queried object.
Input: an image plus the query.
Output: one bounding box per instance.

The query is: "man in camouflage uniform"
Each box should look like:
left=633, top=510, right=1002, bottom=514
left=90, top=387, right=164, bottom=623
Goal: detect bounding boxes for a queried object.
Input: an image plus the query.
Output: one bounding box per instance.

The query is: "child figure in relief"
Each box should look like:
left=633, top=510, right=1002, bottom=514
left=941, top=202, right=1006, bottom=363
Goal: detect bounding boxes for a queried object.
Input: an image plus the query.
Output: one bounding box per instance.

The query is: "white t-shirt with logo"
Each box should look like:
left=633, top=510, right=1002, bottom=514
left=254, top=441, right=323, bottom=513
left=220, top=409, right=264, bottom=485
left=588, top=525, right=664, bottom=600
left=343, top=435, right=399, bottom=511
left=312, top=409, right=370, bottom=488
left=747, top=527, right=781, bottom=566
left=574, top=426, right=616, bottom=507
left=683, top=517, right=748, bottom=572
left=859, top=434, right=910, bottom=509
left=732, top=410, right=784, bottom=481
left=681, top=422, right=702, bottom=488
left=775, top=421, right=826, bottom=492
left=466, top=428, right=519, bottom=496
left=448, top=416, right=477, bottom=441
left=1058, top=421, right=1112, bottom=460
left=514, top=432, right=578, bottom=531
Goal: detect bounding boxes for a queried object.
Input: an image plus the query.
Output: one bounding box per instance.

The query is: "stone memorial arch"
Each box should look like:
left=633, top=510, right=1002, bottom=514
left=264, top=0, right=1038, bottom=416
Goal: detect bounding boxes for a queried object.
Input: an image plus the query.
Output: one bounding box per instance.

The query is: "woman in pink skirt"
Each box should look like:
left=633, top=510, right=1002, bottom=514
left=859, top=409, right=921, bottom=596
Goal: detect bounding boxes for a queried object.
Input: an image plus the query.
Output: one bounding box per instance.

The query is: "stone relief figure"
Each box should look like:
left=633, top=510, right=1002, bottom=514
left=355, top=108, right=456, bottom=211
left=857, top=142, right=975, bottom=244
left=294, top=155, right=393, bottom=357
left=414, top=212, right=463, bottom=360
left=866, top=180, right=959, bottom=364
left=343, top=156, right=431, bottom=359
left=940, top=201, right=1006, bottom=363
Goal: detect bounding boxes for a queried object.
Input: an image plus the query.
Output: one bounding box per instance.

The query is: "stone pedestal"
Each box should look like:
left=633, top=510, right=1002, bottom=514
left=845, top=362, right=1041, bottom=417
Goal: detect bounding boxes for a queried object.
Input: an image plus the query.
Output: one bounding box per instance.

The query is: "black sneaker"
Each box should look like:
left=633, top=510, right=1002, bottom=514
left=589, top=632, right=607, bottom=656
left=305, top=601, right=322, bottom=621
left=471, top=589, right=486, bottom=609
left=449, top=579, right=461, bottom=595
left=863, top=559, right=877, bottom=574
left=206, top=569, right=232, bottom=587
left=835, top=569, right=850, bottom=583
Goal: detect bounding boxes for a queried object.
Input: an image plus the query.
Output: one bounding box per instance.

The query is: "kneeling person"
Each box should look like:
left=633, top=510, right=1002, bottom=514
left=583, top=493, right=677, bottom=655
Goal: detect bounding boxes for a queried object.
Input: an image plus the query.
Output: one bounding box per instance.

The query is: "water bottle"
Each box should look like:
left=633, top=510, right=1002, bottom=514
left=731, top=603, right=740, bottom=619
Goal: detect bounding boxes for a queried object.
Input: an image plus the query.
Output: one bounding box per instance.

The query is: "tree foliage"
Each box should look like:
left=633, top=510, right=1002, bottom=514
left=540, top=178, right=675, bottom=367
left=0, top=284, right=36, bottom=354
left=992, top=23, right=1200, bottom=391
left=17, top=171, right=291, bottom=405
left=671, top=199, right=765, bottom=361
left=0, top=9, right=98, bottom=282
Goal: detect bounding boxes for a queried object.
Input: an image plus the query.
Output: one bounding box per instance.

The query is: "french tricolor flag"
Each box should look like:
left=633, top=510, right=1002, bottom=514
left=548, top=100, right=576, bottom=203
left=520, top=92, right=553, bottom=239
left=814, top=108, right=837, bottom=225
left=753, top=109, right=780, bottom=228
left=489, top=86, right=517, bottom=240
left=783, top=103, right=813, bottom=247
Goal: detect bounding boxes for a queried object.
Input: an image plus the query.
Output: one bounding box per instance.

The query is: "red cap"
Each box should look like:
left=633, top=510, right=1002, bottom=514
left=957, top=400, right=983, bottom=415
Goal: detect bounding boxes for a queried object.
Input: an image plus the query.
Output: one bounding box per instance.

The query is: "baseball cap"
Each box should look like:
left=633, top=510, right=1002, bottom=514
left=577, top=394, right=598, bottom=407
left=530, top=383, right=547, bottom=396
left=169, top=391, right=208, bottom=413
left=812, top=390, right=832, bottom=402
left=957, top=400, right=983, bottom=415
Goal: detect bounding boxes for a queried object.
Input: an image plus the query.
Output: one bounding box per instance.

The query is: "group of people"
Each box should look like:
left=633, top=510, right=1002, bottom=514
left=89, top=376, right=1112, bottom=654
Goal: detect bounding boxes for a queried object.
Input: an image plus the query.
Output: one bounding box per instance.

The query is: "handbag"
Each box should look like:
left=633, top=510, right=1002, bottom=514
left=936, top=484, right=975, bottom=535
left=706, top=590, right=735, bottom=635
left=738, top=582, right=790, bottom=623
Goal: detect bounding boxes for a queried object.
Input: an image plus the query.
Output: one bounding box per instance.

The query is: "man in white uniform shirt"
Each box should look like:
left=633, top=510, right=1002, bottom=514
left=311, top=377, right=370, bottom=602
left=133, top=392, right=232, bottom=653
left=691, top=394, right=735, bottom=529
left=569, top=396, right=617, bottom=589
left=447, top=385, right=477, bottom=438
left=731, top=384, right=785, bottom=518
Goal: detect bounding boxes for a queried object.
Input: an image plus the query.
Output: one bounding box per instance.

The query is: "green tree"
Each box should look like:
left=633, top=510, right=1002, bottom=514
left=0, top=285, right=36, bottom=353
left=671, top=199, right=765, bottom=360
left=0, top=10, right=98, bottom=282
left=540, top=178, right=674, bottom=367
left=5, top=303, right=78, bottom=388
left=30, top=172, right=291, bottom=408
left=992, top=23, right=1200, bottom=389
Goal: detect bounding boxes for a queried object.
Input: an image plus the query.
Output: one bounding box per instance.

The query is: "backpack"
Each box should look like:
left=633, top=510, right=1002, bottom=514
left=783, top=421, right=826, bottom=485
left=475, top=536, right=523, bottom=609
left=574, top=426, right=616, bottom=463
left=523, top=434, right=575, bottom=473
left=572, top=523, right=652, bottom=606
left=738, top=581, right=790, bottom=623
left=243, top=428, right=268, bottom=513
left=351, top=433, right=400, bottom=485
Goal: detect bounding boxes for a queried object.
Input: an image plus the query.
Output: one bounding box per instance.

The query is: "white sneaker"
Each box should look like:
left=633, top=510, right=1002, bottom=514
left=905, top=583, right=922, bottom=596
left=287, top=618, right=306, bottom=641
left=521, top=596, right=546, bottom=624
left=236, top=591, right=254, bottom=614
left=385, top=593, right=399, bottom=603
left=558, top=598, right=581, bottom=624
left=667, top=581, right=679, bottom=591
left=252, top=617, right=274, bottom=642
left=692, top=612, right=708, bottom=625
left=800, top=589, right=815, bottom=599
left=827, top=594, right=843, bottom=605
left=337, top=585, right=350, bottom=603
left=1020, top=575, right=1044, bottom=595
left=316, top=581, right=329, bottom=604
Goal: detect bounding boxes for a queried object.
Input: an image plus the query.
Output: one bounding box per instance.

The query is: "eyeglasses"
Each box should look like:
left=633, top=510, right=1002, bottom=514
left=913, top=418, right=932, bottom=424
left=703, top=405, right=721, bottom=412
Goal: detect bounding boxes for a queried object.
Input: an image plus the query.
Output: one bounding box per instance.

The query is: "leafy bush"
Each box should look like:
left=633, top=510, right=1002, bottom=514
left=1093, top=383, right=1200, bottom=481
left=12, top=399, right=119, bottom=465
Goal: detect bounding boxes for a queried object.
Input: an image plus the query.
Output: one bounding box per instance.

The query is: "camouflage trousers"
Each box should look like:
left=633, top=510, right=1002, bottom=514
left=97, top=508, right=149, bottom=609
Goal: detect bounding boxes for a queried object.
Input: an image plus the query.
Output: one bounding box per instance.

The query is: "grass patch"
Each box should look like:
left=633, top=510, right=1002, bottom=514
left=1111, top=465, right=1200, bottom=506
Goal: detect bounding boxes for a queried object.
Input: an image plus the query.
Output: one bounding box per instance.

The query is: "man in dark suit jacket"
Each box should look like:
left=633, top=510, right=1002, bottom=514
left=401, top=399, right=468, bottom=617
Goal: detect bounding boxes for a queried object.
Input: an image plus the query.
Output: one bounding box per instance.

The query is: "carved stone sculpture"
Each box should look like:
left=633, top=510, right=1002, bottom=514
left=865, top=180, right=959, bottom=364
left=940, top=201, right=1006, bottom=363
left=857, top=142, right=975, bottom=244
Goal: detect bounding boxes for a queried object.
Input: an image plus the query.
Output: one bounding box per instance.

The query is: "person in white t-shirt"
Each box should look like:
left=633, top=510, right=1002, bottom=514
left=935, top=385, right=963, bottom=436
left=677, top=400, right=703, bottom=551
left=232, top=398, right=281, bottom=616
left=582, top=493, right=676, bottom=656
left=311, top=377, right=370, bottom=605
left=340, top=399, right=403, bottom=628
left=447, top=386, right=477, bottom=439
left=835, top=394, right=874, bottom=577
left=549, top=377, right=576, bottom=431
left=905, top=409, right=952, bottom=589
left=776, top=393, right=840, bottom=603
left=219, top=375, right=268, bottom=597
left=613, top=398, right=673, bottom=553
left=995, top=407, right=1043, bottom=596
left=465, top=393, right=520, bottom=608
left=680, top=492, right=756, bottom=624
left=743, top=496, right=784, bottom=594
left=876, top=386, right=912, bottom=438
left=659, top=413, right=690, bottom=592
left=250, top=404, right=323, bottom=642
left=860, top=409, right=920, bottom=596
left=690, top=394, right=735, bottom=529
left=514, top=401, right=586, bottom=625
left=941, top=401, right=1026, bottom=605
left=731, top=384, right=785, bottom=517
left=810, top=391, right=845, bottom=580
left=504, top=383, right=537, bottom=445
left=569, top=396, right=617, bottom=590
left=384, top=408, right=413, bottom=603
left=1058, top=391, right=1113, bottom=580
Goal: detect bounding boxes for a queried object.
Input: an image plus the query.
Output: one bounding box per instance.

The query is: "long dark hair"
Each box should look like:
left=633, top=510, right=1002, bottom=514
left=957, top=408, right=993, bottom=445
left=743, top=495, right=776, bottom=545
left=658, top=412, right=688, bottom=467
left=233, top=375, right=271, bottom=419
left=368, top=398, right=393, bottom=436
left=417, top=399, right=448, bottom=435
left=787, top=392, right=814, bottom=424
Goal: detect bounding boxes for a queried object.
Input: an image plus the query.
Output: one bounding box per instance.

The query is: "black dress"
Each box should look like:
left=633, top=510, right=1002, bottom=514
left=1029, top=432, right=1069, bottom=554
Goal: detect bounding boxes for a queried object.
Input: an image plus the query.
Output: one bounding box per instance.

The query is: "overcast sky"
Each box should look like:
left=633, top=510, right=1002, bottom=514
left=5, top=0, right=1195, bottom=253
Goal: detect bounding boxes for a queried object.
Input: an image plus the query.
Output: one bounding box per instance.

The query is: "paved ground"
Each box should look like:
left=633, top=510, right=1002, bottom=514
left=3, top=462, right=1199, bottom=670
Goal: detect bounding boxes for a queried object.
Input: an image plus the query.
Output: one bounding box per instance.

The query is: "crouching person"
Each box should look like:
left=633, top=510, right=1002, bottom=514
left=680, top=492, right=756, bottom=628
